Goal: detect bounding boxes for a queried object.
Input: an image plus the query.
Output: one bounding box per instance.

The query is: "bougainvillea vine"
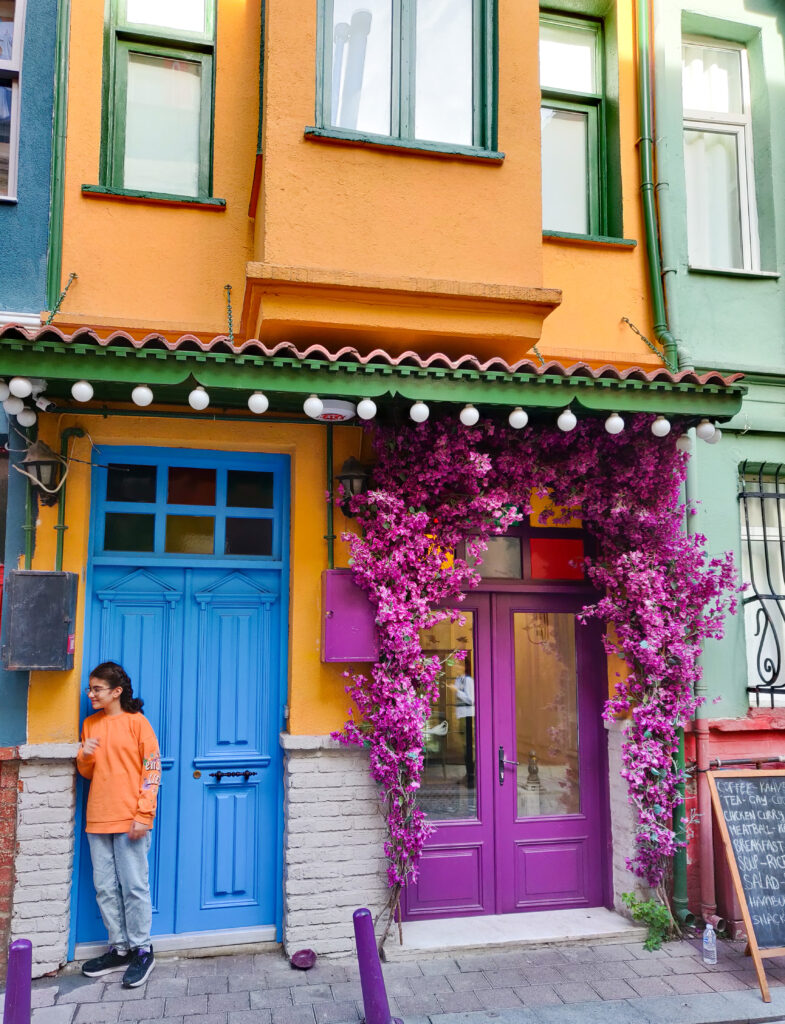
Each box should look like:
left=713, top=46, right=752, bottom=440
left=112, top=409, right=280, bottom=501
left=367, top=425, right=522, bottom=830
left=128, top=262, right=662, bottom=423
left=332, top=414, right=738, bottom=937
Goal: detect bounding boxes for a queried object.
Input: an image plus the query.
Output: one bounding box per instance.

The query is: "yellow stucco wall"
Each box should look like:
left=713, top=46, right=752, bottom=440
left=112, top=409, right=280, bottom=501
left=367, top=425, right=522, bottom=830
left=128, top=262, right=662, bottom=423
left=539, top=2, right=655, bottom=370
left=54, top=0, right=259, bottom=335
left=54, top=0, right=657, bottom=372
left=32, top=0, right=647, bottom=744
left=27, top=414, right=362, bottom=743
left=259, top=1, right=543, bottom=290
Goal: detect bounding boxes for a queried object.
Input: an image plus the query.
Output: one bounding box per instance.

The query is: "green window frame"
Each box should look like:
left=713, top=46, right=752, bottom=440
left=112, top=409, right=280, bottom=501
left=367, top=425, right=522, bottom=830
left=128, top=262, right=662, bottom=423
left=315, top=0, right=497, bottom=153
left=100, top=0, right=216, bottom=199
left=540, top=12, right=606, bottom=236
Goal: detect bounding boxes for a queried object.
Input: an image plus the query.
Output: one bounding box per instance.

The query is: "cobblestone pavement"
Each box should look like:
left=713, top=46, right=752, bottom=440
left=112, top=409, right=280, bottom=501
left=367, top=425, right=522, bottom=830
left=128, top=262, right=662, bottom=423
left=5, top=938, right=785, bottom=1024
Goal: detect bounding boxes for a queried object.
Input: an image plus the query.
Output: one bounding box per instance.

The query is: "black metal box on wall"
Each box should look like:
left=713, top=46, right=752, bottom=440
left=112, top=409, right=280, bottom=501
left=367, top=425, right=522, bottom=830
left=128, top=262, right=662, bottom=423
left=2, top=571, right=79, bottom=671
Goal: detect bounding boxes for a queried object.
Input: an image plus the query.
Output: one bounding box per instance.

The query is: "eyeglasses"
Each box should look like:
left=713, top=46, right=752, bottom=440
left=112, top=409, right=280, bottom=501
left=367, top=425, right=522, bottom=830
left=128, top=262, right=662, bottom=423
left=84, top=686, right=111, bottom=696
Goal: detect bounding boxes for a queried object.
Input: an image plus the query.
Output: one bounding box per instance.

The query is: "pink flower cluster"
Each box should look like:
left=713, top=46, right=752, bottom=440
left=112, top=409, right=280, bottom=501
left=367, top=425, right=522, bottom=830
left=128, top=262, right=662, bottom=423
left=333, top=414, right=738, bottom=901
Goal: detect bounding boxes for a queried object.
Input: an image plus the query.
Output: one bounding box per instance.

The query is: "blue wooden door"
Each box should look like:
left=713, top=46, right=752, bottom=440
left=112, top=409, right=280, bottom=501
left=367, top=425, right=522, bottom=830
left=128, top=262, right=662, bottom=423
left=176, top=568, right=282, bottom=931
left=74, top=447, right=289, bottom=945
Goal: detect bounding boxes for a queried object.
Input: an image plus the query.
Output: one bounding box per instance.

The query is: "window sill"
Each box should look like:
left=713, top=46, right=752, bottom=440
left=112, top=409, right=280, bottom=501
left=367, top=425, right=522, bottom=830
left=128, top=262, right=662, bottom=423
left=304, top=127, right=505, bottom=163
left=0, top=195, right=18, bottom=204
left=688, top=264, right=780, bottom=280
left=543, top=231, right=636, bottom=250
left=81, top=185, right=227, bottom=210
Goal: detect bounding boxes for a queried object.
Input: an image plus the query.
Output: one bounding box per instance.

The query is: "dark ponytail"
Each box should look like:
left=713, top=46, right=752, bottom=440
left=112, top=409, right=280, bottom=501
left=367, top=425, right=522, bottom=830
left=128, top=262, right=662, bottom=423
left=90, top=661, right=144, bottom=713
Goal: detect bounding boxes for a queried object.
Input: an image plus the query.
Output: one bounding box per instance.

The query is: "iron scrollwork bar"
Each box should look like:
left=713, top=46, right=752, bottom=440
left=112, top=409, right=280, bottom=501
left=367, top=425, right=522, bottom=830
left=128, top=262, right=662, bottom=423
left=739, top=461, right=785, bottom=706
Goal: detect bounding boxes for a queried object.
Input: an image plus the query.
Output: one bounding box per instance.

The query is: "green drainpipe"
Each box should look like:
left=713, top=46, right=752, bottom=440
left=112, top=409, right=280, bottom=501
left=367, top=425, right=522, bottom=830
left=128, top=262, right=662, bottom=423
left=672, top=727, right=694, bottom=927
left=55, top=427, right=85, bottom=572
left=46, top=0, right=72, bottom=310
left=637, top=0, right=693, bottom=927
left=325, top=424, right=335, bottom=570
left=636, top=0, right=679, bottom=374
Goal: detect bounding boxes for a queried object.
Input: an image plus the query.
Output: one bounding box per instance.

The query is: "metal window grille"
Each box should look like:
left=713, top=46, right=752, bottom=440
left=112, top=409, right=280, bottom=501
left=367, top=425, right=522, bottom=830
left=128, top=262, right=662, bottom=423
left=738, top=462, right=785, bottom=706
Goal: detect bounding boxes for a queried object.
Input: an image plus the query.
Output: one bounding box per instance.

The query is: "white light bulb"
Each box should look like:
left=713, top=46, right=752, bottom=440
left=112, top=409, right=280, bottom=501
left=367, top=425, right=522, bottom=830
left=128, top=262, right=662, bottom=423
left=508, top=407, right=528, bottom=430
left=651, top=416, right=671, bottom=438
left=695, top=418, right=716, bottom=441
left=188, top=387, right=210, bottom=411
left=247, top=392, right=269, bottom=415
left=410, top=401, right=429, bottom=423
left=0, top=381, right=9, bottom=402
left=604, top=412, right=624, bottom=435
left=705, top=427, right=723, bottom=446
left=132, top=385, right=153, bottom=407
left=3, top=396, right=24, bottom=415
left=557, top=408, right=577, bottom=432
left=676, top=435, right=692, bottom=453
left=460, top=404, right=479, bottom=427
left=16, top=408, right=37, bottom=428
left=9, top=377, right=32, bottom=398
left=303, top=394, right=324, bottom=419
left=357, top=398, right=377, bottom=421
left=71, top=380, right=94, bottom=403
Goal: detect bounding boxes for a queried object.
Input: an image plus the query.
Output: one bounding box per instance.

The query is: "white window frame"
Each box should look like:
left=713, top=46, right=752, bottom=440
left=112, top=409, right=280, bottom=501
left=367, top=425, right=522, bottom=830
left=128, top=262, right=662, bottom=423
left=682, top=36, right=760, bottom=273
left=0, top=0, right=25, bottom=202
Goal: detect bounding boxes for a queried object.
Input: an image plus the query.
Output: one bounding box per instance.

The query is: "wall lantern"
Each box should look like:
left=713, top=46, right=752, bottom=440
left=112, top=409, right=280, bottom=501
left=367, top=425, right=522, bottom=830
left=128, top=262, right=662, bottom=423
left=19, top=440, right=65, bottom=506
left=335, top=457, right=369, bottom=516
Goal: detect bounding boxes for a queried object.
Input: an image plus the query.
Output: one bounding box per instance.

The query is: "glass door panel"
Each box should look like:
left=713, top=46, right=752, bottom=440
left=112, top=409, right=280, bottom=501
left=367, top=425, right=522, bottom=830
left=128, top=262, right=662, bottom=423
left=403, top=596, right=495, bottom=918
left=494, top=595, right=606, bottom=914
left=420, top=614, right=477, bottom=821
left=513, top=612, right=579, bottom=818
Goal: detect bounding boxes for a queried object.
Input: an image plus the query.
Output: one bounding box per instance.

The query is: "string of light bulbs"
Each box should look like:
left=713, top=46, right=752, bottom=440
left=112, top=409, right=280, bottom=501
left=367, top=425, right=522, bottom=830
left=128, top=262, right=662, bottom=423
left=0, top=377, right=722, bottom=445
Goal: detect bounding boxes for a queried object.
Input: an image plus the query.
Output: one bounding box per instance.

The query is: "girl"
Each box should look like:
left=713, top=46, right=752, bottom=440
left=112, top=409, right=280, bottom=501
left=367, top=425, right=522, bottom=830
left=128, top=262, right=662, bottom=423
left=76, top=661, right=160, bottom=988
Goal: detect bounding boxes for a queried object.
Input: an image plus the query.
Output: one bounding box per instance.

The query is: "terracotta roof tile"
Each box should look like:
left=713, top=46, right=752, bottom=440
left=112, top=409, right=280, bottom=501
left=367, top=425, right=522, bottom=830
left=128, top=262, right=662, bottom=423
left=0, top=324, right=743, bottom=388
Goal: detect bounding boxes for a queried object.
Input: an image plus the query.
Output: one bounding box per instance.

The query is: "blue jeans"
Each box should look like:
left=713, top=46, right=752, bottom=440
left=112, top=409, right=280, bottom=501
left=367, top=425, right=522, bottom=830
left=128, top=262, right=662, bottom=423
left=87, top=832, right=152, bottom=952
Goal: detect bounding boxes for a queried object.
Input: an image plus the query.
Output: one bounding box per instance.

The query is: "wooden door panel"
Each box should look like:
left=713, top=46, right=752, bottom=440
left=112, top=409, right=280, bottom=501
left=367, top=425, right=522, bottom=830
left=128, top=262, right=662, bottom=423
left=176, top=568, right=281, bottom=932
left=403, top=598, right=496, bottom=919
left=75, top=567, right=184, bottom=942
left=513, top=838, right=588, bottom=907
left=493, top=595, right=607, bottom=914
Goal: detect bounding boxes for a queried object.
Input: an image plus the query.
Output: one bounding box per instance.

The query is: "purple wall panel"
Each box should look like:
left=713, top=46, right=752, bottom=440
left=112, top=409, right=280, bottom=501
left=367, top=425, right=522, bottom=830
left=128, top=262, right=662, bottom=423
left=321, top=569, right=379, bottom=663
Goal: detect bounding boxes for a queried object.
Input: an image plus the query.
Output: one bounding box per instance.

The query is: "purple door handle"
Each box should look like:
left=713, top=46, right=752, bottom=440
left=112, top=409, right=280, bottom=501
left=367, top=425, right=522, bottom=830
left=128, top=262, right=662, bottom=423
left=498, top=746, right=519, bottom=785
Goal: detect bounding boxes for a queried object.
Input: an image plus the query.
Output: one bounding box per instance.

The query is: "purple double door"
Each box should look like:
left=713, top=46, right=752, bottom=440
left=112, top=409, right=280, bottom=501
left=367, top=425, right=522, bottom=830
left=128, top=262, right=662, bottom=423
left=404, top=591, right=609, bottom=918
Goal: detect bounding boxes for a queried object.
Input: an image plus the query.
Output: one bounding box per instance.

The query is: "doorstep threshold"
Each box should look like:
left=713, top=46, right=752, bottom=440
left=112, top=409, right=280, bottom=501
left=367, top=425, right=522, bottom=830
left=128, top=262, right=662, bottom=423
left=383, top=907, right=647, bottom=960
left=74, top=924, right=278, bottom=961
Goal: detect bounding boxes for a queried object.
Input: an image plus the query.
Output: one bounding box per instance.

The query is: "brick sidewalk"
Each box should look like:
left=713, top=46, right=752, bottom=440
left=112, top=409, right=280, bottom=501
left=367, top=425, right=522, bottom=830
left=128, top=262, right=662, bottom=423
left=4, top=938, right=785, bottom=1024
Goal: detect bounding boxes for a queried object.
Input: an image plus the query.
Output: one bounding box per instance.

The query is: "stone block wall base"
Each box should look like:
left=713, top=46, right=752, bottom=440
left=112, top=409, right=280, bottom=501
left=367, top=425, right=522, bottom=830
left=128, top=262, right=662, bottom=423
left=281, top=734, right=389, bottom=958
left=10, top=748, right=78, bottom=977
left=605, top=720, right=654, bottom=915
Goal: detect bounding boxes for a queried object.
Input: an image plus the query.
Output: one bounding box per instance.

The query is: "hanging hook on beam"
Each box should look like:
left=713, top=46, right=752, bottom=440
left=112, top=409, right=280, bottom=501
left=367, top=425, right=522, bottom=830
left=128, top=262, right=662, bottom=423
left=224, top=283, right=234, bottom=343
left=45, top=272, right=78, bottom=325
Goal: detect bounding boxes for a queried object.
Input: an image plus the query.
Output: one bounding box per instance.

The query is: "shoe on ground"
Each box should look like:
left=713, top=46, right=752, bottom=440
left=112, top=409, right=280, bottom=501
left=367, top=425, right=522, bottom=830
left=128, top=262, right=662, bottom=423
left=81, top=947, right=133, bottom=977
left=122, top=946, right=155, bottom=988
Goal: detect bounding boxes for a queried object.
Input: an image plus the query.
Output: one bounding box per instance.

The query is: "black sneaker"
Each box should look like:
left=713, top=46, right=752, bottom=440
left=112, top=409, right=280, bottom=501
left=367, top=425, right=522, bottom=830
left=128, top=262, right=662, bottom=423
left=122, top=946, right=155, bottom=988
left=81, top=947, right=133, bottom=977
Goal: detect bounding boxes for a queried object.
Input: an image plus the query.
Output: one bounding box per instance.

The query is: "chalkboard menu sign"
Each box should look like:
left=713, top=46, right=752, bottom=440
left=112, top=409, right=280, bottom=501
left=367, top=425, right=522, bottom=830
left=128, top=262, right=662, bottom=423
left=708, top=769, right=785, bottom=1003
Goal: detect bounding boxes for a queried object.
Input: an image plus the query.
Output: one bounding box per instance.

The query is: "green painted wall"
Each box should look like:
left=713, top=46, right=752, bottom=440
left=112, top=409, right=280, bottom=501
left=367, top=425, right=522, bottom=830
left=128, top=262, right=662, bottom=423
left=654, top=0, right=785, bottom=716
left=689, top=395, right=785, bottom=718
left=653, top=0, right=785, bottom=373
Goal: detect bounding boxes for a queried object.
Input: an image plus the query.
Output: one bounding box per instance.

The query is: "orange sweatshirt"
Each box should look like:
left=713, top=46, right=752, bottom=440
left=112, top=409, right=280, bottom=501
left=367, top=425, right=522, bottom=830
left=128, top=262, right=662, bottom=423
left=76, top=711, right=161, bottom=833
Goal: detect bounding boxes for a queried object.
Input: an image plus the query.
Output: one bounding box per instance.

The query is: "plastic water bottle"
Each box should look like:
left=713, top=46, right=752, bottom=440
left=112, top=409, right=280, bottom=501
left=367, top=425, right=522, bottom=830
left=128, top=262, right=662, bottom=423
left=703, top=921, right=717, bottom=965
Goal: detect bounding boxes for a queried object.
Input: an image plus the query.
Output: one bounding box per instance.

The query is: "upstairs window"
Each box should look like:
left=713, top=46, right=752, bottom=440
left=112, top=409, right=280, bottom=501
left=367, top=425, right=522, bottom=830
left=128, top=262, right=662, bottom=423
left=539, top=13, right=604, bottom=235
left=317, top=0, right=496, bottom=151
left=682, top=38, right=759, bottom=272
left=101, top=0, right=215, bottom=198
left=0, top=0, right=24, bottom=200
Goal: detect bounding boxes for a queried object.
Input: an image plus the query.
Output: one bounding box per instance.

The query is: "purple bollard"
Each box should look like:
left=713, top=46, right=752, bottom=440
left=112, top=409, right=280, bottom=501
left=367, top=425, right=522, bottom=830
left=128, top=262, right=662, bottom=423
left=3, top=939, right=32, bottom=1024
left=353, top=909, right=402, bottom=1024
